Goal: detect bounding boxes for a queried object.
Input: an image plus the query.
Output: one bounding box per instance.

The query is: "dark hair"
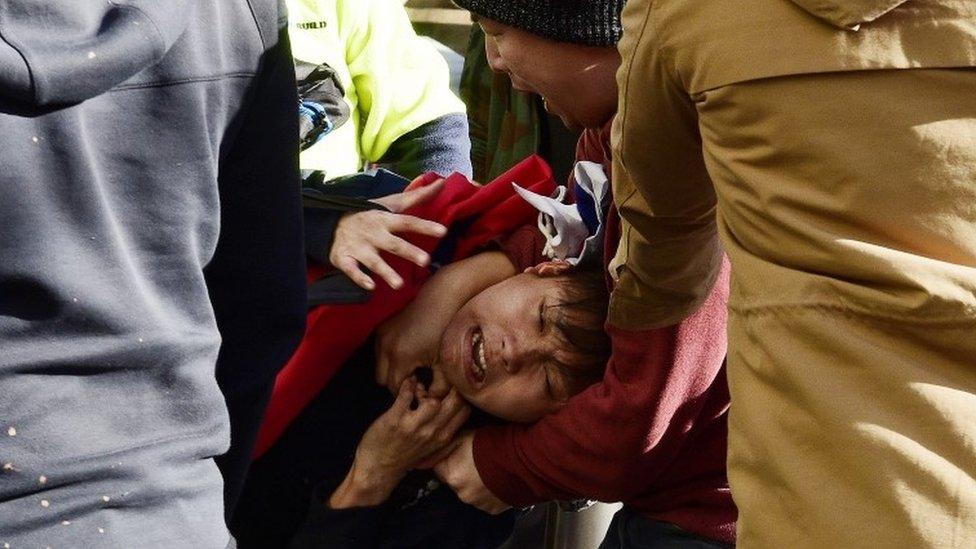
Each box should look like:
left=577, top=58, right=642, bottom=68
left=547, top=267, right=611, bottom=395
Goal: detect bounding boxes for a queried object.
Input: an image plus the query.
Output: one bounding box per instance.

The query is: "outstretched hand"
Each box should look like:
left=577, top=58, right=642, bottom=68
left=329, top=179, right=447, bottom=290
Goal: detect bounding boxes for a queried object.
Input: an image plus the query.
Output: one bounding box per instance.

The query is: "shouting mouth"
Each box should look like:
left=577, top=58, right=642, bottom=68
left=469, top=327, right=488, bottom=385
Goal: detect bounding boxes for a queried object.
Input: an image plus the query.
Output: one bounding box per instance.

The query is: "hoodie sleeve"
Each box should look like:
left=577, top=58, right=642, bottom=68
left=0, top=0, right=192, bottom=105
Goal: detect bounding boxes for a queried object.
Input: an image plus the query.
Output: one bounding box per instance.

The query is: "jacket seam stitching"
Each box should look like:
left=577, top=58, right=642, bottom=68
left=615, top=1, right=655, bottom=177
left=108, top=1, right=166, bottom=55
left=730, top=302, right=976, bottom=325
left=110, top=72, right=256, bottom=91
left=243, top=0, right=268, bottom=51
left=59, top=428, right=228, bottom=464
left=0, top=11, right=37, bottom=101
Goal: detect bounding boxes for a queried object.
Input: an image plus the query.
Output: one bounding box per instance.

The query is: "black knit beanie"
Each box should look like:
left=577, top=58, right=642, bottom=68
left=454, top=0, right=626, bottom=47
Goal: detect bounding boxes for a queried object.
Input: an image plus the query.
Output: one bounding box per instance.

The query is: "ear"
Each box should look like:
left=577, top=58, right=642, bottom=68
left=524, top=260, right=573, bottom=278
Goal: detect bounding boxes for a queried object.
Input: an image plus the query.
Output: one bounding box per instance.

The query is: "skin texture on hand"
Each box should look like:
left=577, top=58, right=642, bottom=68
left=434, top=432, right=510, bottom=515
left=329, top=179, right=447, bottom=290
left=375, top=251, right=517, bottom=398
left=328, top=378, right=470, bottom=509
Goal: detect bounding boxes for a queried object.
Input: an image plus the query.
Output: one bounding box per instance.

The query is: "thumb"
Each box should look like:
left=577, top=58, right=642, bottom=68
left=392, top=376, right=417, bottom=413
left=376, top=179, right=445, bottom=213
left=427, top=365, right=451, bottom=399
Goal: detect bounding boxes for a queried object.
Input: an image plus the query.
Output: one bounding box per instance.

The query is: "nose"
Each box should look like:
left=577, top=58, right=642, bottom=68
left=501, top=334, right=546, bottom=376
left=500, top=335, right=517, bottom=374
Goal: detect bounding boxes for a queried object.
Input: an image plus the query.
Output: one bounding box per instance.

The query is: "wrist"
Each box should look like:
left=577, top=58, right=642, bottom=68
left=327, top=460, right=403, bottom=509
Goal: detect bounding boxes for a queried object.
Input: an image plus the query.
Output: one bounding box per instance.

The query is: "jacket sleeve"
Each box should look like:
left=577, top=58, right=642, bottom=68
left=0, top=0, right=192, bottom=105
left=289, top=481, right=393, bottom=549
left=377, top=113, right=473, bottom=179
left=209, top=7, right=307, bottom=517
left=340, top=0, right=467, bottom=166
left=607, top=0, right=723, bottom=331
left=471, top=262, right=729, bottom=505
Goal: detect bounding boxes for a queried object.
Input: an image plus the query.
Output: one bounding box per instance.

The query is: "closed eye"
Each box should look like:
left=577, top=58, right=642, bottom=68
left=538, top=300, right=546, bottom=331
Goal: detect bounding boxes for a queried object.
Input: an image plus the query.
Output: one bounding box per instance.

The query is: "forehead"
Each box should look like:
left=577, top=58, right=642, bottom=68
left=496, top=271, right=564, bottom=297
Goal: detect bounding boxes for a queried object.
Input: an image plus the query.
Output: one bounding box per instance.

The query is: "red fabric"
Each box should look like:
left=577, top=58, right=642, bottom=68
left=254, top=156, right=557, bottom=458
left=495, top=224, right=548, bottom=272
left=472, top=124, right=737, bottom=544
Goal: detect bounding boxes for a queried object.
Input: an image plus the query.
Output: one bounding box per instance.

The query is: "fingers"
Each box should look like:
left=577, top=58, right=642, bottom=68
left=399, top=387, right=468, bottom=444
left=374, top=178, right=445, bottom=213
left=413, top=381, right=428, bottom=401
left=527, top=260, right=573, bottom=277
left=385, top=360, right=415, bottom=395
left=427, top=367, right=451, bottom=399
left=334, top=255, right=376, bottom=290
left=391, top=376, right=417, bottom=414
left=388, top=214, right=447, bottom=239
left=329, top=209, right=446, bottom=290
left=386, top=367, right=404, bottom=395
left=439, top=402, right=471, bottom=441
left=402, top=394, right=441, bottom=430
left=359, top=251, right=404, bottom=289
left=429, top=389, right=467, bottom=430
left=375, top=233, right=433, bottom=268
left=397, top=179, right=446, bottom=211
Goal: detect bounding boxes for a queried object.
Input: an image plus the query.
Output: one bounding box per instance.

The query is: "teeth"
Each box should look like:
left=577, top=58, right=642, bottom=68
left=472, top=331, right=487, bottom=377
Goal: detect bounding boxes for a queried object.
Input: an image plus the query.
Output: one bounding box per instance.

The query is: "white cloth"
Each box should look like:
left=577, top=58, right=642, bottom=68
left=512, top=161, right=610, bottom=265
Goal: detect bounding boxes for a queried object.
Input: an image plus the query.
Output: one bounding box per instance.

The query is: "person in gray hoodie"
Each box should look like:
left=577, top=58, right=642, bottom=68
left=0, top=1, right=306, bottom=547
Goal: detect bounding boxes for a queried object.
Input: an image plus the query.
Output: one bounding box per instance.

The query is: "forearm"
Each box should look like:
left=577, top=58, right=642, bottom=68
left=609, top=7, right=720, bottom=330
left=608, top=215, right=723, bottom=331
left=328, top=459, right=402, bottom=509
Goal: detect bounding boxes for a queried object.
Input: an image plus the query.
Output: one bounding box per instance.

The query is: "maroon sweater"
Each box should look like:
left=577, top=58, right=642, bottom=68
left=473, top=124, right=737, bottom=544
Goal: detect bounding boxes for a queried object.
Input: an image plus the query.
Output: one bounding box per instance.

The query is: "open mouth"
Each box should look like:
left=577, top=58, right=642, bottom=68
left=469, top=327, right=488, bottom=384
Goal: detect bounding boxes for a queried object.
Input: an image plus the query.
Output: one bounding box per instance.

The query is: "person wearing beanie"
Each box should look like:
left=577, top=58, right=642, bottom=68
left=381, top=2, right=737, bottom=547
left=455, top=0, right=626, bottom=47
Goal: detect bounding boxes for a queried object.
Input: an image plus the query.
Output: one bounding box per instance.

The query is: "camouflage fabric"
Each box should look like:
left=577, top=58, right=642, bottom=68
left=460, top=25, right=543, bottom=182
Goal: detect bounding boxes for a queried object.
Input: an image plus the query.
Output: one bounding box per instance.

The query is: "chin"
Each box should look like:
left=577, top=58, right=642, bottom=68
left=562, top=117, right=584, bottom=133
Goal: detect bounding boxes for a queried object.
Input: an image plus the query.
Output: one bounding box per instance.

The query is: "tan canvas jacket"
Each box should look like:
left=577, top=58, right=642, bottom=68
left=612, top=0, right=976, bottom=546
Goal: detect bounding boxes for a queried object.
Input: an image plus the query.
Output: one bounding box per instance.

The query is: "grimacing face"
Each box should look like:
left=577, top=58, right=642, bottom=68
left=476, top=16, right=620, bottom=131
left=436, top=272, right=592, bottom=423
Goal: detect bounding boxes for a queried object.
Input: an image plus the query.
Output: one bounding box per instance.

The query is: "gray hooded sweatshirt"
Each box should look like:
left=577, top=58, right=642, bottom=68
left=0, top=1, right=302, bottom=547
